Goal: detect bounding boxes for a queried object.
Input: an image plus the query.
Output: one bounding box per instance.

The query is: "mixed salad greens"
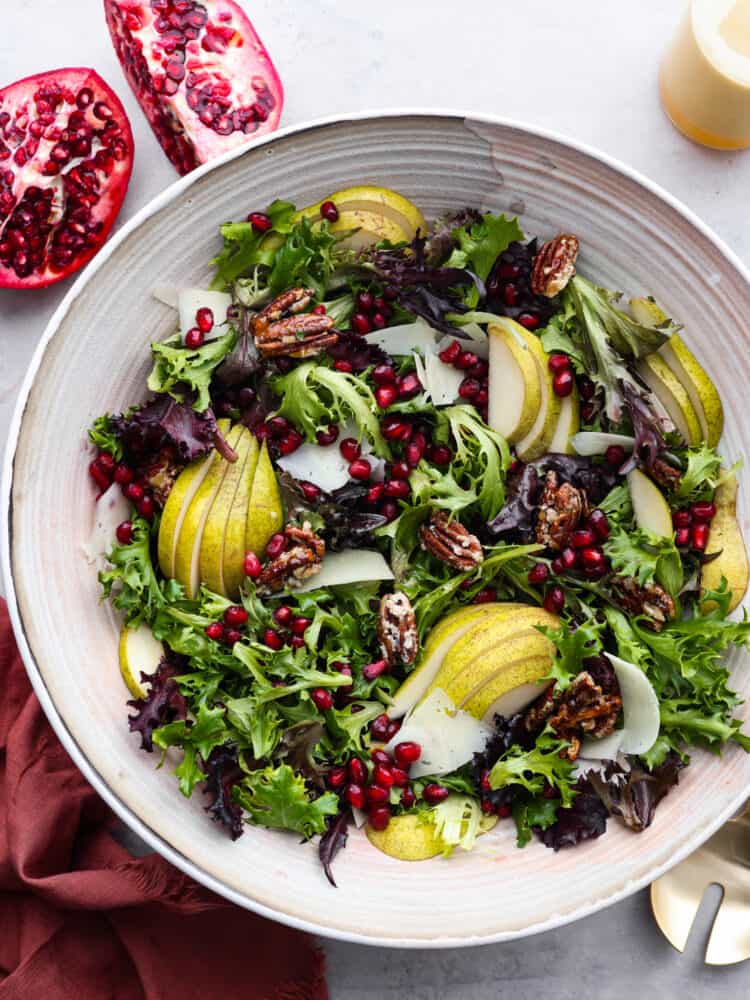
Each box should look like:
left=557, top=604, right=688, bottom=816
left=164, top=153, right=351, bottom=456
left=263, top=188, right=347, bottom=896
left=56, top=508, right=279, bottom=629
left=87, top=185, right=750, bottom=884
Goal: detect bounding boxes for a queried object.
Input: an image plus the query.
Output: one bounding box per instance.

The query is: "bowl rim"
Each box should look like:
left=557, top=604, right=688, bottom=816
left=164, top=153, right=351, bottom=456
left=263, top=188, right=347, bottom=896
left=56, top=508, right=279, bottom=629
left=3, top=107, right=750, bottom=948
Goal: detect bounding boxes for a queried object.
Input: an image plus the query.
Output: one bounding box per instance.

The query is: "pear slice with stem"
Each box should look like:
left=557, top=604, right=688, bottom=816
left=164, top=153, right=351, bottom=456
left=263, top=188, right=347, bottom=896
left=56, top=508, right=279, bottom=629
left=246, top=439, right=284, bottom=556
left=637, top=353, right=702, bottom=445
left=628, top=467, right=673, bottom=537
left=487, top=318, right=542, bottom=442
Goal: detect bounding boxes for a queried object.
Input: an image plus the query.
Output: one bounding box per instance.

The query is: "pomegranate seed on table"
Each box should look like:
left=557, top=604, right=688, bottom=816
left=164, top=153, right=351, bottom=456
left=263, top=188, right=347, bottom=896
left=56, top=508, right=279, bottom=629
left=89, top=461, right=112, bottom=493
left=266, top=532, right=287, bottom=558
left=104, top=0, right=283, bottom=176
left=362, top=659, right=388, bottom=681
left=312, top=303, right=327, bottom=315
left=691, top=501, right=717, bottom=522
left=368, top=807, right=391, bottom=831
left=390, top=461, right=411, bottom=481
left=473, top=588, right=497, bottom=604
left=588, top=509, right=610, bottom=540
left=544, top=586, right=565, bottom=614
left=348, top=758, right=367, bottom=785
left=366, top=784, right=390, bottom=806
left=370, top=714, right=391, bottom=742
left=691, top=522, right=709, bottom=550
left=195, top=307, right=214, bottom=333
left=675, top=526, right=691, bottom=547
left=375, top=385, right=399, bottom=408
left=224, top=628, right=241, bottom=645
left=328, top=766, right=347, bottom=789
left=116, top=521, right=134, bottom=545
left=672, top=510, right=691, bottom=528
left=310, top=688, right=333, bottom=712
left=247, top=211, right=272, bottom=232
left=560, top=547, right=578, bottom=570
left=291, top=617, right=311, bottom=635
left=394, top=742, right=421, bottom=767
left=367, top=484, right=385, bottom=503
left=422, top=783, right=449, bottom=805
left=459, top=378, right=481, bottom=400
left=379, top=500, right=400, bottom=522
left=349, top=458, right=372, bottom=481
left=528, top=563, right=550, bottom=585
left=351, top=312, right=372, bottom=335
left=357, top=291, right=374, bottom=312
left=345, top=783, right=366, bottom=810
left=372, top=364, right=397, bottom=385
left=552, top=370, right=575, bottom=397
left=605, top=445, right=626, bottom=468
left=273, top=605, right=293, bottom=626
left=570, top=528, right=595, bottom=548
left=224, top=605, right=248, bottom=627
left=333, top=359, right=354, bottom=373
left=263, top=628, right=283, bottom=650
left=339, top=437, right=361, bottom=461
left=383, top=479, right=410, bottom=499
left=320, top=200, right=339, bottom=222
left=548, top=354, right=570, bottom=375
left=244, top=552, right=262, bottom=578
left=300, top=480, right=321, bottom=502
left=439, top=340, right=462, bottom=364
left=373, top=764, right=395, bottom=788
left=397, top=373, right=421, bottom=399
left=371, top=748, right=392, bottom=765
left=316, top=424, right=339, bottom=446
left=205, top=622, right=224, bottom=641
left=400, top=788, right=416, bottom=808
left=114, top=464, right=133, bottom=485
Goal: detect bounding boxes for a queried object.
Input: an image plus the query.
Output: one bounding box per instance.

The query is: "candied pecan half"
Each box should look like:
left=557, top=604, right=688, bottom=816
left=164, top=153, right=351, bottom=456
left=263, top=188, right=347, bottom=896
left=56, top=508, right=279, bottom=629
left=256, top=522, right=325, bottom=595
left=611, top=576, right=676, bottom=632
left=649, top=457, right=682, bottom=492
left=535, top=471, right=588, bottom=551
left=377, top=591, right=419, bottom=666
left=525, top=671, right=622, bottom=762
left=141, top=445, right=182, bottom=506
left=252, top=287, right=338, bottom=359
left=530, top=234, right=579, bottom=298
left=419, top=510, right=484, bottom=571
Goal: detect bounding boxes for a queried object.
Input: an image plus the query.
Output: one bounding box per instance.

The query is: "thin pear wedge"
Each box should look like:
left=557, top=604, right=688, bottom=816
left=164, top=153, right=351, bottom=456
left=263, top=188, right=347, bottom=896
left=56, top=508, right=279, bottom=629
left=223, top=433, right=259, bottom=598
left=119, top=622, right=164, bottom=699
left=158, top=417, right=231, bottom=579
left=701, top=473, right=749, bottom=612
left=549, top=384, right=580, bottom=454
left=459, top=654, right=553, bottom=720
left=366, top=813, right=444, bottom=861
left=246, top=439, right=283, bottom=556
left=294, top=185, right=426, bottom=244
left=628, top=468, right=673, bottom=537
left=513, top=325, right=562, bottom=461
left=387, top=603, right=525, bottom=719
left=487, top=318, right=542, bottom=442
left=637, top=353, right=702, bottom=445
left=199, top=426, right=252, bottom=597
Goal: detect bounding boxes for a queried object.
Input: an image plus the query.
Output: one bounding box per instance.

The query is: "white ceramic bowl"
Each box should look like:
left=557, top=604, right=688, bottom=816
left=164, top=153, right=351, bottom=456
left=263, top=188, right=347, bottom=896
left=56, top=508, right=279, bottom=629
left=3, top=111, right=750, bottom=948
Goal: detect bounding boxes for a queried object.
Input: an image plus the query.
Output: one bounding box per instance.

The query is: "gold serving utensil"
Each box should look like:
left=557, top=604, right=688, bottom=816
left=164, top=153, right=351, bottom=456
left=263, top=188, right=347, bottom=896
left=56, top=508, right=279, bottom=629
left=651, top=810, right=750, bottom=965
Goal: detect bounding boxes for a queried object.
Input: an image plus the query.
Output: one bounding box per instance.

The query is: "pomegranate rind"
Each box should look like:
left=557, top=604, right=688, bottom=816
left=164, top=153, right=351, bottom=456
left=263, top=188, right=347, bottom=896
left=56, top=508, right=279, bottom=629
left=0, top=67, right=134, bottom=290
left=104, top=0, right=284, bottom=176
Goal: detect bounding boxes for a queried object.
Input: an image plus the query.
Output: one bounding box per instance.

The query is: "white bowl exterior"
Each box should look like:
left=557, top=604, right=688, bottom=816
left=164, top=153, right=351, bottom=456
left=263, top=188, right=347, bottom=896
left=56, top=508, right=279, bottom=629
left=4, top=112, right=750, bottom=947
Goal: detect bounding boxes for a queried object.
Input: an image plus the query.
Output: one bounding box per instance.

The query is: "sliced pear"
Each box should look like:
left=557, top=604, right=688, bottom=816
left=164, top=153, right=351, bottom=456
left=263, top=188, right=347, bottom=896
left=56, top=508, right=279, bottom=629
left=513, top=326, right=562, bottom=461
left=387, top=603, right=525, bottom=719
left=701, top=473, right=749, bottom=612
left=246, top=439, right=284, bottom=557
left=474, top=679, right=552, bottom=724
left=628, top=468, right=673, bottom=538
left=158, top=418, right=231, bottom=580
left=174, top=426, right=242, bottom=598
left=549, top=384, right=580, bottom=454
left=200, top=426, right=253, bottom=597
left=487, top=318, right=542, bottom=442
left=222, top=433, right=259, bottom=598
left=295, top=185, right=426, bottom=247
left=460, top=656, right=553, bottom=721
left=630, top=297, right=723, bottom=447
left=571, top=431, right=635, bottom=457
left=366, top=813, right=444, bottom=861
left=637, top=353, right=702, bottom=445
left=425, top=606, right=560, bottom=702
left=119, top=623, right=164, bottom=699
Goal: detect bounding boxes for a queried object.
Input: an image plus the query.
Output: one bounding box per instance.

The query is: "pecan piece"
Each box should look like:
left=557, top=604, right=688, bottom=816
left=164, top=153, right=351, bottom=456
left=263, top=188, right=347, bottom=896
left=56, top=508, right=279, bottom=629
left=377, top=591, right=419, bottom=666
left=526, top=671, right=622, bottom=762
left=256, top=522, right=325, bottom=595
left=141, top=445, right=182, bottom=505
left=611, top=576, right=676, bottom=632
left=252, top=287, right=338, bottom=359
left=531, top=234, right=579, bottom=298
left=419, top=510, right=484, bottom=571
left=649, top=457, right=682, bottom=492
left=535, top=471, right=588, bottom=551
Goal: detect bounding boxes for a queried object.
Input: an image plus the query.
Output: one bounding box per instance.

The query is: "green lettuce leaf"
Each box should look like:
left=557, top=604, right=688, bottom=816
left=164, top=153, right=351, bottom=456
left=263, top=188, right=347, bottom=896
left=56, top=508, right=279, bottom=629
left=436, top=404, right=510, bottom=520
left=605, top=526, right=683, bottom=596
left=88, top=414, right=123, bottom=461
left=148, top=327, right=237, bottom=412
left=446, top=213, right=524, bottom=288
left=512, top=793, right=559, bottom=848
left=233, top=764, right=339, bottom=837
left=672, top=444, right=731, bottom=505
left=210, top=199, right=296, bottom=289
left=99, top=516, right=165, bottom=626
left=488, top=728, right=578, bottom=806
left=542, top=619, right=605, bottom=690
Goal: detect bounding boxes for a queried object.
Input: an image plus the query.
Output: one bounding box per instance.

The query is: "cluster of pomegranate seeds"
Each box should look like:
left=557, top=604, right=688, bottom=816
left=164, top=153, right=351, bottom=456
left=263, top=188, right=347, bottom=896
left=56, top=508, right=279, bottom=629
left=485, top=240, right=559, bottom=330
left=0, top=68, right=134, bottom=288
left=256, top=414, right=302, bottom=456
left=89, top=450, right=159, bottom=521
left=203, top=604, right=249, bottom=645
left=104, top=0, right=283, bottom=175
left=438, top=339, right=489, bottom=419
left=369, top=712, right=402, bottom=743
left=673, top=502, right=716, bottom=550
left=548, top=353, right=575, bottom=398
left=332, top=740, right=426, bottom=831
left=351, top=288, right=393, bottom=336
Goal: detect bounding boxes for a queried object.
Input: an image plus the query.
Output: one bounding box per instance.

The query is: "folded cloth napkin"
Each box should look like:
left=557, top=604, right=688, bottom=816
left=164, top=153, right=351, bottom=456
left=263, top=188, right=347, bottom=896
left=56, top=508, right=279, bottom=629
left=0, top=601, right=327, bottom=1000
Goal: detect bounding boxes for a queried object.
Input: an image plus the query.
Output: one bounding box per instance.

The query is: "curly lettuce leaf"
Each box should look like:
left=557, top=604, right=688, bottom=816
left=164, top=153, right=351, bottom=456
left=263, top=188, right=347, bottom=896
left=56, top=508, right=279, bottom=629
left=233, top=764, right=339, bottom=838
left=437, top=404, right=511, bottom=520
left=488, top=727, right=578, bottom=806
left=99, top=516, right=165, bottom=626
left=148, top=327, right=237, bottom=413
left=445, top=213, right=524, bottom=306
left=512, top=793, right=560, bottom=848
left=605, top=526, right=683, bottom=596
left=425, top=794, right=495, bottom=856
left=672, top=444, right=734, bottom=505
left=542, top=619, right=605, bottom=691
left=210, top=199, right=296, bottom=289
left=88, top=414, right=123, bottom=460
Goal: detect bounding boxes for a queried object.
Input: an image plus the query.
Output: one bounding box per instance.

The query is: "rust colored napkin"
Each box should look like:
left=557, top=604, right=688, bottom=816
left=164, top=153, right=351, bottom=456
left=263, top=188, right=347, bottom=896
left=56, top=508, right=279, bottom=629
left=0, top=601, right=327, bottom=1000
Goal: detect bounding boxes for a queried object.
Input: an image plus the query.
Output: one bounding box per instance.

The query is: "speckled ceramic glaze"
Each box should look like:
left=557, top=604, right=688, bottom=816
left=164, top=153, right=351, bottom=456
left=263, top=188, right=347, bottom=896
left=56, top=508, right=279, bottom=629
left=3, top=112, right=750, bottom=947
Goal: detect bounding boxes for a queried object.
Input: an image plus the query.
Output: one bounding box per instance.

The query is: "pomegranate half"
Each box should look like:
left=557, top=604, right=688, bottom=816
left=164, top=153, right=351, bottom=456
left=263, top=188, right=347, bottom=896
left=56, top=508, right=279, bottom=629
left=0, top=68, right=134, bottom=290
left=104, top=0, right=284, bottom=175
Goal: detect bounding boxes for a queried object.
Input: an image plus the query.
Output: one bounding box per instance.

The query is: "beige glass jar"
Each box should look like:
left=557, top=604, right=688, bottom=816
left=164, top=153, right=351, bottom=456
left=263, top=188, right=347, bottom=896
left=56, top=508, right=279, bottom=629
left=661, top=0, right=750, bottom=149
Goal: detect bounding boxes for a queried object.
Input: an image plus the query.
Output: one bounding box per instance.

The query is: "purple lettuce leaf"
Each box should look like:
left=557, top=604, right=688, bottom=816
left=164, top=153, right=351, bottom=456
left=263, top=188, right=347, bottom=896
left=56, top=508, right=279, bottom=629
left=586, top=754, right=686, bottom=833
left=537, top=776, right=609, bottom=849
left=203, top=742, right=245, bottom=841
left=318, top=808, right=351, bottom=887
left=111, top=396, right=225, bottom=463
left=127, top=654, right=189, bottom=752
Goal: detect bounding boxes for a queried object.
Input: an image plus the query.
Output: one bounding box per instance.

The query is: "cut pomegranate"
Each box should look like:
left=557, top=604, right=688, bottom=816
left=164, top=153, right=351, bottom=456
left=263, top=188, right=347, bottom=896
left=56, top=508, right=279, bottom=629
left=104, top=0, right=283, bottom=176
left=0, top=68, right=134, bottom=289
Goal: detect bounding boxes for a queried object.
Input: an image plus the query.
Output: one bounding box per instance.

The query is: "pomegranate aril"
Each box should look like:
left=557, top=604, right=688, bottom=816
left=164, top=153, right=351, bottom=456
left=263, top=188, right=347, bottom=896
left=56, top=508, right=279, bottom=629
left=379, top=500, right=399, bottom=522
left=370, top=714, right=391, bottom=742
left=405, top=438, right=426, bottom=468
left=390, top=461, right=411, bottom=481
left=339, top=437, right=361, bottom=462
left=267, top=415, right=291, bottom=438
left=468, top=360, right=489, bottom=380
left=244, top=551, right=262, bottom=578
left=544, top=586, right=565, bottom=614
left=366, top=784, right=390, bottom=805
left=137, top=495, right=155, bottom=519
left=363, top=659, right=388, bottom=681
left=496, top=804, right=512, bottom=818
left=310, top=688, right=334, bottom=711
left=518, top=312, right=540, bottom=330
left=278, top=430, right=303, bottom=455
left=381, top=416, right=412, bottom=442
left=456, top=350, right=479, bottom=371
left=89, top=461, right=111, bottom=492
left=375, top=385, right=399, bottom=408
left=368, top=807, right=391, bottom=831
left=349, top=458, right=372, bottom=481
left=266, top=532, right=287, bottom=558
left=247, top=211, right=272, bottom=232
left=367, top=484, right=385, bottom=503
left=333, top=360, right=353, bottom=373
left=548, top=354, right=570, bottom=375
left=439, top=339, right=462, bottom=364
left=473, top=588, right=497, bottom=604
left=370, top=748, right=393, bottom=765
left=691, top=522, right=709, bottom=550
left=291, top=617, right=311, bottom=636
left=263, top=628, right=283, bottom=650
left=422, top=783, right=449, bottom=805
left=345, top=783, right=366, bottom=810
left=114, top=464, right=133, bottom=485
left=552, top=370, right=575, bottom=397
left=312, top=303, right=327, bottom=315
left=560, top=547, right=578, bottom=571
left=427, top=444, right=452, bottom=466
left=116, top=520, right=133, bottom=545
left=195, top=307, right=214, bottom=333
left=320, top=200, right=339, bottom=222
left=672, top=510, right=691, bottom=528
left=397, top=373, right=421, bottom=399
left=224, top=605, right=248, bottom=628
left=316, top=424, right=339, bottom=446
left=348, top=758, right=367, bottom=785
left=224, top=628, right=242, bottom=646
left=184, top=326, right=204, bottom=349
left=570, top=529, right=595, bottom=549
left=503, top=283, right=519, bottom=307
left=356, top=291, right=374, bottom=312
left=459, top=377, right=481, bottom=400
left=691, top=501, right=717, bottom=523
left=205, top=622, right=224, bottom=641
left=550, top=557, right=565, bottom=574
left=96, top=452, right=116, bottom=473
left=125, top=483, right=144, bottom=502
left=675, top=526, right=691, bottom=547
left=390, top=767, right=409, bottom=788
left=605, top=445, right=626, bottom=468
left=400, top=788, right=416, bottom=808
left=372, top=312, right=386, bottom=329
left=385, top=720, right=401, bottom=740
left=528, top=563, right=550, bottom=585
left=580, top=547, right=604, bottom=569
left=372, top=764, right=395, bottom=788
left=300, top=480, right=321, bottom=502
left=394, top=741, right=421, bottom=767
left=383, top=479, right=410, bottom=499
left=588, top=509, right=610, bottom=540
left=328, top=766, right=347, bottom=789
left=273, top=605, right=293, bottom=626
left=351, top=312, right=372, bottom=335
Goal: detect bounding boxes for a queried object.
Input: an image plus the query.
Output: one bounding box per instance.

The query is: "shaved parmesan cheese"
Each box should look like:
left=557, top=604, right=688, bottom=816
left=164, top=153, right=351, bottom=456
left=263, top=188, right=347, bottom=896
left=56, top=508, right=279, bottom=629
left=152, top=284, right=179, bottom=308
left=571, top=432, right=635, bottom=457
left=292, top=549, right=394, bottom=594
left=82, top=483, right=131, bottom=566
left=385, top=689, right=492, bottom=779
left=580, top=729, right=624, bottom=762
left=352, top=806, right=368, bottom=828
left=581, top=652, right=660, bottom=759
left=177, top=289, right=233, bottom=337
left=277, top=443, right=351, bottom=492
left=364, top=318, right=438, bottom=356
left=419, top=350, right=464, bottom=405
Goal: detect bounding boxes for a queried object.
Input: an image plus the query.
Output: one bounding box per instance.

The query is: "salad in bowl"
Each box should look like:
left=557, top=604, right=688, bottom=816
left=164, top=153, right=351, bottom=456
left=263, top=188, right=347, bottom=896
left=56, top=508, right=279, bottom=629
left=86, top=184, right=750, bottom=885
